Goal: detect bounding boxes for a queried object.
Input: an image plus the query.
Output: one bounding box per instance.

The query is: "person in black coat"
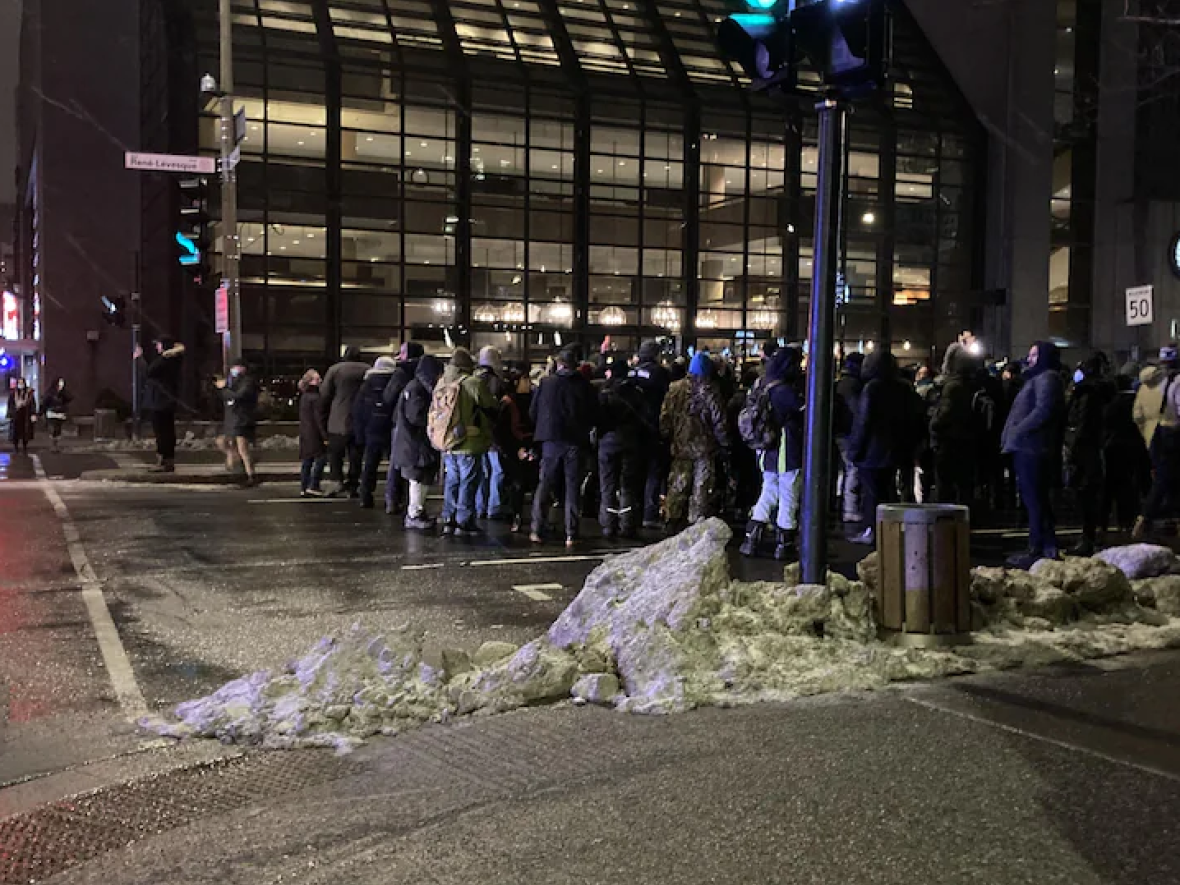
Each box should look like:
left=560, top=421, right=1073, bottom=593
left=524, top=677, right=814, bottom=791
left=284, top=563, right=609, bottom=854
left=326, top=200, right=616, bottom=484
left=849, top=350, right=923, bottom=544
left=530, top=347, right=599, bottom=545
left=596, top=354, right=655, bottom=539
left=835, top=352, right=865, bottom=523
left=135, top=337, right=185, bottom=472
left=7, top=378, right=36, bottom=453
left=215, top=362, right=259, bottom=486
left=298, top=370, right=328, bottom=496
left=1064, top=353, right=1115, bottom=554
left=493, top=363, right=538, bottom=534
left=929, top=345, right=980, bottom=505
left=382, top=342, right=424, bottom=513
left=628, top=339, right=672, bottom=528
left=41, top=378, right=73, bottom=453
left=392, top=355, right=444, bottom=530
left=1101, top=370, right=1149, bottom=538
left=353, top=356, right=399, bottom=509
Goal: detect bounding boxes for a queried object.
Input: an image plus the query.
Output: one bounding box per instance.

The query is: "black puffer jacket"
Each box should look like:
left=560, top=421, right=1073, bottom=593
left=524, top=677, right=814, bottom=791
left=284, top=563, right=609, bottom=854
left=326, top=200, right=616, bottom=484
left=929, top=346, right=979, bottom=452
left=531, top=367, right=598, bottom=447
left=850, top=352, right=923, bottom=470
left=220, top=373, right=259, bottom=437
left=392, top=356, right=444, bottom=483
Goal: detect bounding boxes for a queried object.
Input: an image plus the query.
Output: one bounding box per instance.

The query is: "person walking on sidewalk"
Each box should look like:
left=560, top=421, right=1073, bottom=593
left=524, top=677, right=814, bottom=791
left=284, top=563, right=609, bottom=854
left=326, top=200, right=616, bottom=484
left=434, top=347, right=496, bottom=537
left=1000, top=340, right=1066, bottom=568
left=392, top=355, right=444, bottom=531
left=298, top=369, right=328, bottom=496
left=41, top=378, right=73, bottom=453
left=7, top=378, right=36, bottom=454
left=215, top=362, right=260, bottom=486
left=135, top=337, right=185, bottom=472
left=320, top=346, right=369, bottom=498
left=353, top=356, right=399, bottom=509
left=661, top=352, right=729, bottom=529
left=530, top=346, right=598, bottom=547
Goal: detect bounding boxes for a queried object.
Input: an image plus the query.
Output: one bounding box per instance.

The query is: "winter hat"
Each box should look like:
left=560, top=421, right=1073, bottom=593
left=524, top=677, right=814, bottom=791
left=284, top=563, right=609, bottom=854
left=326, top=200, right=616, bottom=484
left=479, top=345, right=504, bottom=374
left=762, top=339, right=781, bottom=360
left=342, top=345, right=361, bottom=362
left=557, top=346, right=580, bottom=367
left=638, top=339, right=660, bottom=362
left=373, top=356, right=398, bottom=373
left=688, top=352, right=714, bottom=378
left=451, top=347, right=475, bottom=371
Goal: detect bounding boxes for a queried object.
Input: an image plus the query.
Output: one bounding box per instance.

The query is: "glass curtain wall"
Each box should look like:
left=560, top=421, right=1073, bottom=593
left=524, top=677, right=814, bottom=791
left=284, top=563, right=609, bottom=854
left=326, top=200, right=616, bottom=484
left=181, top=0, right=983, bottom=372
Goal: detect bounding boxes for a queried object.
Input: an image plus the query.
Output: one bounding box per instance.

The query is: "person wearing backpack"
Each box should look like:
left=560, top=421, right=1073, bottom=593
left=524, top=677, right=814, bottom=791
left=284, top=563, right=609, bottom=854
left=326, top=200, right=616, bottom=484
left=529, top=347, right=598, bottom=547
left=353, top=356, right=399, bottom=509
left=929, top=345, right=981, bottom=505
left=596, top=353, right=654, bottom=539
left=1063, top=353, right=1114, bottom=554
left=392, top=355, right=444, bottom=530
left=431, top=347, right=496, bottom=537
left=1133, top=346, right=1180, bottom=541
left=738, top=346, right=805, bottom=560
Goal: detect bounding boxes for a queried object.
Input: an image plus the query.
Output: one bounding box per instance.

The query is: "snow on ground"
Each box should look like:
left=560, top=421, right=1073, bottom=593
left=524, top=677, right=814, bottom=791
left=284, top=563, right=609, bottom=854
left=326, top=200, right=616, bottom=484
left=141, top=520, right=1180, bottom=752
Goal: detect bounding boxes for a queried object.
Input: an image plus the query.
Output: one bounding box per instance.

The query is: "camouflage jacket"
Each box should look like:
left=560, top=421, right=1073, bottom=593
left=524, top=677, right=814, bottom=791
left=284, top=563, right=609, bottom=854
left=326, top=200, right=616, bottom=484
left=660, top=376, right=729, bottom=459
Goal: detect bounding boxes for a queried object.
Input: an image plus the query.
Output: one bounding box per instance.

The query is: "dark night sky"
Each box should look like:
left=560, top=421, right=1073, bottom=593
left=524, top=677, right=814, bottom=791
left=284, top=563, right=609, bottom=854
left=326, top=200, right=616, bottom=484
left=1, top=0, right=19, bottom=205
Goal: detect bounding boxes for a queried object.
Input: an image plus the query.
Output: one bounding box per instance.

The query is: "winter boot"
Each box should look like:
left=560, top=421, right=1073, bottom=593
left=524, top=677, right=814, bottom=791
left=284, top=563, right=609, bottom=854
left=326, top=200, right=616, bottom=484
left=739, top=521, right=766, bottom=558
left=774, top=529, right=796, bottom=562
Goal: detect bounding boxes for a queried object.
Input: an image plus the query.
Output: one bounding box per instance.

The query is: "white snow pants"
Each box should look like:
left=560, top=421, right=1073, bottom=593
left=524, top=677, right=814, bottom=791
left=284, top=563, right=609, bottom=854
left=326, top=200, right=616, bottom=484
left=751, top=469, right=803, bottom=531
left=408, top=480, right=429, bottom=518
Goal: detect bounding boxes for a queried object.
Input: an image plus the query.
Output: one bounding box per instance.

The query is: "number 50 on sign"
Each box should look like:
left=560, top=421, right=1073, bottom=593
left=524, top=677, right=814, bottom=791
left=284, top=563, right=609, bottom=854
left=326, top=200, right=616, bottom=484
left=1126, top=285, right=1154, bottom=327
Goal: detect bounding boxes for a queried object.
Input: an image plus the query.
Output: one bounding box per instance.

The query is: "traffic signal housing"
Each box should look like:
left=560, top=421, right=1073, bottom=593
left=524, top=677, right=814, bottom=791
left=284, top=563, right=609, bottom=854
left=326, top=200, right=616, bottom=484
left=177, top=175, right=211, bottom=286
left=716, top=0, right=796, bottom=92
left=790, top=0, right=888, bottom=96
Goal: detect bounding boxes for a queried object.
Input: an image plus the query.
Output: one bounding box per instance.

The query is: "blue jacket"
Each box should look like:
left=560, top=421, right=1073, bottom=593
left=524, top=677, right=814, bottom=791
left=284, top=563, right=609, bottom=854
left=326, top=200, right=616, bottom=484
left=1001, top=369, right=1066, bottom=456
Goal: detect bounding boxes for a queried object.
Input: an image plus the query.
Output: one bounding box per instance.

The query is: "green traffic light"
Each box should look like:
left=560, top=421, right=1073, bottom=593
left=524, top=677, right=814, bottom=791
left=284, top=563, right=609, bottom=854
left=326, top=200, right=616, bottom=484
left=746, top=0, right=777, bottom=8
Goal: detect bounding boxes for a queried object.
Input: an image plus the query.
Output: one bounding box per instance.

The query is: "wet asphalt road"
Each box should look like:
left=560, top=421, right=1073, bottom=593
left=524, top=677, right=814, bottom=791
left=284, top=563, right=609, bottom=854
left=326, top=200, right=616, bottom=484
left=3, top=447, right=1180, bottom=884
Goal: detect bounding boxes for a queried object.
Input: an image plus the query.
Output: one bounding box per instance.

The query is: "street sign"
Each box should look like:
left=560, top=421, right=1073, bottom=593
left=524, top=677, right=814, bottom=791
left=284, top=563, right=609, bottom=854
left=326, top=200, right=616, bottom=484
left=222, top=145, right=242, bottom=172
left=234, top=109, right=248, bottom=145
left=1126, top=284, right=1154, bottom=327
left=215, top=283, right=229, bottom=334
left=125, top=152, right=217, bottom=174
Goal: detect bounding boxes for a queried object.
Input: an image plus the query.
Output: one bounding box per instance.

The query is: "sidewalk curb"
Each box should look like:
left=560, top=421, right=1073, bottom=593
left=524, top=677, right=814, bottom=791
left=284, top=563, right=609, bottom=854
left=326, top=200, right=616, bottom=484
left=78, top=469, right=301, bottom=484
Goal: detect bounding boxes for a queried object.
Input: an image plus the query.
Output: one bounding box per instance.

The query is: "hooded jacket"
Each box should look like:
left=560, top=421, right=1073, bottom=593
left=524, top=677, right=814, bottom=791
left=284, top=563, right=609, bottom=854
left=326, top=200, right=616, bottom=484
left=140, top=342, right=186, bottom=412
left=929, top=345, right=980, bottom=452
left=660, top=375, right=728, bottom=460
left=381, top=342, right=425, bottom=414
left=849, top=351, right=923, bottom=470
left=393, top=356, right=444, bottom=482
left=1000, top=341, right=1066, bottom=457
left=352, top=357, right=399, bottom=447
left=320, top=347, right=370, bottom=437
left=441, top=362, right=497, bottom=455
left=298, top=385, right=328, bottom=461
left=761, top=347, right=805, bottom=473
left=1064, top=360, right=1115, bottom=464
left=1133, top=364, right=1168, bottom=448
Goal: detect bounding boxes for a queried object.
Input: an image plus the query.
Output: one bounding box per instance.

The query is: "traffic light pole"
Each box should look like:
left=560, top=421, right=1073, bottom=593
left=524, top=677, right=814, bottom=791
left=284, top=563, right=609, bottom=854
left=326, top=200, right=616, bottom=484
left=219, top=0, right=241, bottom=374
left=799, top=95, right=847, bottom=586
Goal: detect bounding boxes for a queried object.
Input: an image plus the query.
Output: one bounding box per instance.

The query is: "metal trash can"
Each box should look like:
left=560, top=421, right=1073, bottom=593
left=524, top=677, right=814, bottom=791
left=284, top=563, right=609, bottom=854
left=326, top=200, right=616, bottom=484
left=875, top=504, right=972, bottom=647
left=93, top=409, right=120, bottom=441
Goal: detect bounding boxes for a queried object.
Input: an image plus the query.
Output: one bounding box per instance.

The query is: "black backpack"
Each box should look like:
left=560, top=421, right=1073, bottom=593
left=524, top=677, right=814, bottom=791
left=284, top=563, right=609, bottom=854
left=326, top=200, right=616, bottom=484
left=738, top=380, right=781, bottom=451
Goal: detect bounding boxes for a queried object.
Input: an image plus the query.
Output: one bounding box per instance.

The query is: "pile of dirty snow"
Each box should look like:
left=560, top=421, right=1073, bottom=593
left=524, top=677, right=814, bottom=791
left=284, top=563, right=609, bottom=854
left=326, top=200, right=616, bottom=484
left=142, top=521, right=1180, bottom=751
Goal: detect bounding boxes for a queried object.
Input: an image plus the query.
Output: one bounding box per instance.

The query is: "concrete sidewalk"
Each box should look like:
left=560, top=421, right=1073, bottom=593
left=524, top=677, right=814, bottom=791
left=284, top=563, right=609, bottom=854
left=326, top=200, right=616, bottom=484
left=79, top=461, right=303, bottom=483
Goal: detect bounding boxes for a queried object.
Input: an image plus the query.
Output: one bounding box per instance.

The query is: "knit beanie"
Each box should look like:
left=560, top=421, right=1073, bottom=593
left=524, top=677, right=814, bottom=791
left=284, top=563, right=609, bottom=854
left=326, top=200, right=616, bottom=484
left=688, top=352, right=714, bottom=378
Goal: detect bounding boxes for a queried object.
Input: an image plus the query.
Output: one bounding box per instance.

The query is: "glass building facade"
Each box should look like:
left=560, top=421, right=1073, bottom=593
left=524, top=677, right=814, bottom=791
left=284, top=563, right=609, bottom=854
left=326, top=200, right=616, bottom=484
left=152, top=0, right=985, bottom=373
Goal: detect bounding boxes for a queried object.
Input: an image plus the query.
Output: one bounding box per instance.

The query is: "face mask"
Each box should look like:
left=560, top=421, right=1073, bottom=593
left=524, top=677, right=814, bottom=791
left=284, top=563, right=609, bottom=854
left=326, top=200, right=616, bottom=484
left=1073, top=369, right=1084, bottom=384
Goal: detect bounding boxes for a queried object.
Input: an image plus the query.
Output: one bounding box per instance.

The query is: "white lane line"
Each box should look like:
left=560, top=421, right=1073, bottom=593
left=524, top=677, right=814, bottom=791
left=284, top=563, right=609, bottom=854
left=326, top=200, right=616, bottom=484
left=467, top=554, right=606, bottom=568
left=248, top=498, right=339, bottom=504
left=402, top=563, right=444, bottom=571
left=32, top=455, right=148, bottom=721
left=512, top=583, right=561, bottom=601
left=905, top=696, right=1180, bottom=785
left=0, top=480, right=51, bottom=491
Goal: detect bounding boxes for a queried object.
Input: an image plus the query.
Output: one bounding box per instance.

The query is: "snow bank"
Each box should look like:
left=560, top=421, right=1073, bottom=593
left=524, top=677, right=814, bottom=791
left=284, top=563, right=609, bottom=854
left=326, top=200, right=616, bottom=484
left=142, top=526, right=1180, bottom=751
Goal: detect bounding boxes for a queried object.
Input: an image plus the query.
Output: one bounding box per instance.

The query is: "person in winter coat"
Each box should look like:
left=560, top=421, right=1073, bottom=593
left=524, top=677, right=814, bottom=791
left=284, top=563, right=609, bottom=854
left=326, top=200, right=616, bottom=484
left=41, top=378, right=73, bottom=452
left=135, top=337, right=185, bottom=471
left=214, top=362, right=259, bottom=486
left=596, top=354, right=655, bottom=539
left=530, top=347, right=598, bottom=546
left=929, top=345, right=981, bottom=505
left=353, top=356, right=399, bottom=509
left=628, top=339, right=672, bottom=528
left=1134, top=346, right=1180, bottom=540
left=7, top=378, right=36, bottom=453
left=848, top=351, right=923, bottom=544
left=298, top=370, right=328, bottom=496
left=493, top=364, right=538, bottom=534
left=739, top=346, right=805, bottom=561
left=438, top=347, right=497, bottom=537
left=1133, top=361, right=1168, bottom=450
left=1063, top=353, right=1115, bottom=554
left=382, top=341, right=425, bottom=513
left=1101, top=370, right=1149, bottom=536
left=392, top=355, right=444, bottom=530
left=1000, top=341, right=1066, bottom=567
left=660, top=352, right=729, bottom=527
left=319, top=345, right=370, bottom=497
left=835, top=352, right=865, bottom=523
left=475, top=346, right=510, bottom=521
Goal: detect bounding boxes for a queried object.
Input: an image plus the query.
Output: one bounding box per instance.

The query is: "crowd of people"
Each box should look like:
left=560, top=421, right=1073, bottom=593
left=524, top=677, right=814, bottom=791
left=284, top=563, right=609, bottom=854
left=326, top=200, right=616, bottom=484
left=289, top=332, right=1180, bottom=563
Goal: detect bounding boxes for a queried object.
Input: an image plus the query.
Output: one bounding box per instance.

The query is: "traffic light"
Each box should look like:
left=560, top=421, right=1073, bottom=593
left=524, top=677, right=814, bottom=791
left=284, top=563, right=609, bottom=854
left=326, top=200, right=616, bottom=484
left=177, top=175, right=211, bottom=285
left=716, top=0, right=796, bottom=92
left=101, top=295, right=127, bottom=327
left=790, top=0, right=888, bottom=96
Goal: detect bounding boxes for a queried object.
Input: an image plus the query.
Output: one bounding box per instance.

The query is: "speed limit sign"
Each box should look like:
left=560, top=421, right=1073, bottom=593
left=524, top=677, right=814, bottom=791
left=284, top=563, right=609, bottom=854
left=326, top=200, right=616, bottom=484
left=1126, top=285, right=1154, bottom=327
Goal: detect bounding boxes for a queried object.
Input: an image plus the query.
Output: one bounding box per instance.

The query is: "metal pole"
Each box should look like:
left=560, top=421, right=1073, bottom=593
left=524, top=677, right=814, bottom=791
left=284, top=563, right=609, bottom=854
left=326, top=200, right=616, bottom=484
left=799, top=96, right=847, bottom=586
left=219, top=0, right=240, bottom=374
left=131, top=252, right=142, bottom=440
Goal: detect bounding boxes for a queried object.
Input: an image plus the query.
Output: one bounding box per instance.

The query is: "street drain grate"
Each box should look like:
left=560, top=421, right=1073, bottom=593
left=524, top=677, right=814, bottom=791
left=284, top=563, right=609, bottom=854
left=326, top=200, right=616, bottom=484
left=0, top=751, right=354, bottom=884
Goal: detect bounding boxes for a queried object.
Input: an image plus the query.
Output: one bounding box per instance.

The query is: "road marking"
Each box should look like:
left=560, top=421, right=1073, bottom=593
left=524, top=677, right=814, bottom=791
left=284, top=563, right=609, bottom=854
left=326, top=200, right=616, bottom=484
left=248, top=497, right=340, bottom=504
left=32, top=455, right=148, bottom=721
left=512, top=583, right=562, bottom=601
left=467, top=553, right=606, bottom=567
left=905, top=696, right=1180, bottom=785
left=402, top=563, right=444, bottom=571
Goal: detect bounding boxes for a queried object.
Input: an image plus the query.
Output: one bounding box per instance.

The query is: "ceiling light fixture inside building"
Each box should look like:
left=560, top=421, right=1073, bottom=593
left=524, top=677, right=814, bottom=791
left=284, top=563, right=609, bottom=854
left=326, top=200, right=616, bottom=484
left=695, top=309, right=718, bottom=330
left=598, top=306, right=626, bottom=326
left=652, top=301, right=681, bottom=332
left=474, top=302, right=499, bottom=323
left=862, top=211, right=876, bottom=224
left=547, top=300, right=573, bottom=324
left=502, top=302, right=526, bottom=323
